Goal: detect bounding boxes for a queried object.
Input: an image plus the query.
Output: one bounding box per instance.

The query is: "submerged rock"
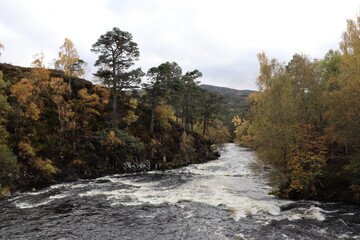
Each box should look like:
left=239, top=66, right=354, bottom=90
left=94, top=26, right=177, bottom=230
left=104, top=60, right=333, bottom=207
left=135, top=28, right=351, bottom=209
left=123, top=160, right=151, bottom=172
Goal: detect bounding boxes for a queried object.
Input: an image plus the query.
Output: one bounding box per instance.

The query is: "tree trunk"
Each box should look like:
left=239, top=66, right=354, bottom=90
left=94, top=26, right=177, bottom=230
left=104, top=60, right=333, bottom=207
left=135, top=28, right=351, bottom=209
left=112, top=67, right=118, bottom=128
left=202, top=116, right=207, bottom=137
left=149, top=107, right=155, bottom=134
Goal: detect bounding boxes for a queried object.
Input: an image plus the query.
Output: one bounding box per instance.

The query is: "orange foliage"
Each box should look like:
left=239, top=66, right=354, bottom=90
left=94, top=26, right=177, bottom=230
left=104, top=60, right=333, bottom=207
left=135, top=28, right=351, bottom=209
left=287, top=124, right=327, bottom=197
left=100, top=131, right=124, bottom=150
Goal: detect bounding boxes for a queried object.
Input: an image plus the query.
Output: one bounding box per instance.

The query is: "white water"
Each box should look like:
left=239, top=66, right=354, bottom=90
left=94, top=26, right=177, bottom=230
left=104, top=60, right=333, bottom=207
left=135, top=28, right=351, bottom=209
left=3, top=143, right=360, bottom=240
left=72, top=144, right=323, bottom=222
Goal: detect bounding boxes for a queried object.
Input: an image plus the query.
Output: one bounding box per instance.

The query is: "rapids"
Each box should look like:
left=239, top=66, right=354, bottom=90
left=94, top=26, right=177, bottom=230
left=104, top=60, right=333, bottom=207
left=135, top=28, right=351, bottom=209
left=1, top=143, right=359, bottom=239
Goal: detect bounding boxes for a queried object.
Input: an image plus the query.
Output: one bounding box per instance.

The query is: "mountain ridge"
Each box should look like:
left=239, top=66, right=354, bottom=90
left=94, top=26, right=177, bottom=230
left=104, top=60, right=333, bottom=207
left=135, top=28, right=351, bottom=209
left=199, top=84, right=257, bottom=98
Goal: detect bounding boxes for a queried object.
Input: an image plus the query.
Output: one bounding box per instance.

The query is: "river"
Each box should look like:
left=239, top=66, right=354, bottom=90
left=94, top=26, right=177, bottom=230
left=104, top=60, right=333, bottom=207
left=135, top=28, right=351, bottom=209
left=1, top=143, right=359, bottom=239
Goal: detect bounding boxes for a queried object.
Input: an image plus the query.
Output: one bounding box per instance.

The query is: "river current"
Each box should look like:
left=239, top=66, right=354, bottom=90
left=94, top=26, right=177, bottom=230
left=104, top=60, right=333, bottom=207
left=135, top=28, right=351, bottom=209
left=1, top=143, right=360, bottom=239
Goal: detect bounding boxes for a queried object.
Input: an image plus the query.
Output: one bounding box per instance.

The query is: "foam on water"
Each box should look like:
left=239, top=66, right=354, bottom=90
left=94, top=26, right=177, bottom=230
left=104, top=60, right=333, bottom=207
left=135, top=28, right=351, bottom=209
left=4, top=144, right=360, bottom=239
left=78, top=168, right=283, bottom=220
left=49, top=193, right=70, bottom=199
left=9, top=144, right=329, bottom=222
left=50, top=182, right=72, bottom=189
left=72, top=144, right=330, bottom=222
left=279, top=205, right=326, bottom=221
left=14, top=199, right=53, bottom=209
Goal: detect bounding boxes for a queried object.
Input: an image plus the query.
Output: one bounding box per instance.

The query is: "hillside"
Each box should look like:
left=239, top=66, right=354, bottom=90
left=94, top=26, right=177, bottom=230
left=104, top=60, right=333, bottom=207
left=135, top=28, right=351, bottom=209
left=198, top=84, right=257, bottom=139
left=200, top=84, right=256, bottom=98
left=0, top=63, right=221, bottom=194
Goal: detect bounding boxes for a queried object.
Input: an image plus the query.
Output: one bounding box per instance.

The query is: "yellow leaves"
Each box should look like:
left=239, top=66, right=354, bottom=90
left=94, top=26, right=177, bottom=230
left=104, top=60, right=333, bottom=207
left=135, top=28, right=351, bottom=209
left=122, top=98, right=139, bottom=128
left=13, top=105, right=61, bottom=176
left=11, top=77, right=43, bottom=120
left=154, top=104, right=175, bottom=129
left=0, top=42, right=3, bottom=56
left=11, top=78, right=34, bottom=103
left=100, top=131, right=124, bottom=149
left=77, top=86, right=109, bottom=130
left=0, top=72, right=12, bottom=124
left=79, top=86, right=110, bottom=110
left=79, top=88, right=100, bottom=108
left=31, top=52, right=46, bottom=68
left=128, top=98, right=138, bottom=109
left=289, top=178, right=304, bottom=192
left=31, top=68, right=51, bottom=86
left=179, top=132, right=195, bottom=161
left=60, top=103, right=75, bottom=121
left=48, top=77, right=75, bottom=134
left=10, top=57, right=59, bottom=121
left=18, top=141, right=36, bottom=158
left=150, top=138, right=160, bottom=146
left=55, top=38, right=87, bottom=77
left=70, top=159, right=86, bottom=167
left=287, top=124, right=327, bottom=196
left=78, top=87, right=105, bottom=117
left=50, top=77, right=70, bottom=96
left=33, top=158, right=58, bottom=176
left=155, top=104, right=173, bottom=119
left=0, top=125, right=9, bottom=144
left=257, top=52, right=271, bottom=90
left=247, top=92, right=260, bottom=105
left=250, top=13, right=360, bottom=200
left=94, top=85, right=110, bottom=105
left=340, top=16, right=360, bottom=57
left=232, top=115, right=242, bottom=127
left=0, top=71, right=4, bottom=90
left=203, top=119, right=230, bottom=146
left=123, top=110, right=138, bottom=128
left=325, top=16, right=360, bottom=152
left=28, top=103, right=41, bottom=121
left=232, top=116, right=254, bottom=148
left=79, top=88, right=93, bottom=101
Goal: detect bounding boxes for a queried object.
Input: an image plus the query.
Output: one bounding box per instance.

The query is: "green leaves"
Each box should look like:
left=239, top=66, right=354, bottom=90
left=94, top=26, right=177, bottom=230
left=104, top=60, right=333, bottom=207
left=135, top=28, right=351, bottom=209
left=91, top=27, right=139, bottom=71
left=91, top=27, right=141, bottom=127
left=245, top=13, right=360, bottom=201
left=0, top=144, right=19, bottom=187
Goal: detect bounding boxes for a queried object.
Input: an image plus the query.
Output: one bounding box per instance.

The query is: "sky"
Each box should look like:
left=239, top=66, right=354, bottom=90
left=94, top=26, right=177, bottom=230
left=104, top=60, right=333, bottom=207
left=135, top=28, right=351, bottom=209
left=0, top=0, right=359, bottom=90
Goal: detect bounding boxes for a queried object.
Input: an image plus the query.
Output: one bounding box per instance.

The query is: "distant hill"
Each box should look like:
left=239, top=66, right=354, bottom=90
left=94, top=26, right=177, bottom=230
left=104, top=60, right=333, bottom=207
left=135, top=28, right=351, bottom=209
left=199, top=84, right=256, bottom=98
left=199, top=84, right=257, bottom=134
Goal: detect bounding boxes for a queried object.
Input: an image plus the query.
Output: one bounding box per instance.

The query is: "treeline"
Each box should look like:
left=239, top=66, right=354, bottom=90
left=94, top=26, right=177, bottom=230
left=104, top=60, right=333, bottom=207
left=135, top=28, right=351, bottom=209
left=0, top=28, right=230, bottom=195
left=233, top=14, right=360, bottom=202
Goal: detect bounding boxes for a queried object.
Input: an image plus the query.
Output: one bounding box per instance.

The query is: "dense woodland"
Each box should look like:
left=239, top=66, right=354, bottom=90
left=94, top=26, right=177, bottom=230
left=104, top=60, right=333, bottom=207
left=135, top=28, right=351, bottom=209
left=2, top=13, right=359, bottom=204
left=233, top=14, right=360, bottom=202
left=0, top=28, right=234, bottom=195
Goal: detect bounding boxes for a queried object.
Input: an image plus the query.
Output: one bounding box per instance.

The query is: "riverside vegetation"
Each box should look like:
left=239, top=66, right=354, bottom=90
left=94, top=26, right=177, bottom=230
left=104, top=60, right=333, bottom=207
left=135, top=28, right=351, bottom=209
left=2, top=12, right=360, bottom=205
left=233, top=13, right=360, bottom=203
left=0, top=29, right=231, bottom=195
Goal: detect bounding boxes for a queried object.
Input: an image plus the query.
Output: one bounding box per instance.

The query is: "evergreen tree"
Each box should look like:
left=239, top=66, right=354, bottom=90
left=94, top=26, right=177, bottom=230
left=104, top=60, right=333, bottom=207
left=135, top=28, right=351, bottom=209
left=91, top=27, right=142, bottom=127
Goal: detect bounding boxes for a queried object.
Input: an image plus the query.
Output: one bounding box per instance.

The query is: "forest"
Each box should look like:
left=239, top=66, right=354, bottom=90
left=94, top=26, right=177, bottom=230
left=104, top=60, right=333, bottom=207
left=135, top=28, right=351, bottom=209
left=0, top=28, right=234, bottom=195
left=233, top=14, right=360, bottom=202
left=2, top=13, right=360, bottom=204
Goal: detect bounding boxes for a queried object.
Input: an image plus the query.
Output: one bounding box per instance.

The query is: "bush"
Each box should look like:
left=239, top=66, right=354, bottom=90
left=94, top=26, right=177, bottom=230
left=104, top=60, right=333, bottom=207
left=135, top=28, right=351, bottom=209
left=0, top=144, right=19, bottom=187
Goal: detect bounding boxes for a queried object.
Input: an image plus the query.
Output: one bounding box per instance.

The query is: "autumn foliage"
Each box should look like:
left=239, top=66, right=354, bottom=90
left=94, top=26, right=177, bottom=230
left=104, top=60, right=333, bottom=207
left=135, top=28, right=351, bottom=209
left=0, top=33, right=224, bottom=193
left=234, top=13, right=360, bottom=202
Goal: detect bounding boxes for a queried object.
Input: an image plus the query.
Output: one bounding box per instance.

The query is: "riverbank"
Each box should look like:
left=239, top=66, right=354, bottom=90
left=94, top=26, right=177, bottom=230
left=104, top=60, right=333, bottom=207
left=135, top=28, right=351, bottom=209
left=1, top=140, right=220, bottom=197
left=0, top=63, right=229, bottom=198
left=2, top=143, right=360, bottom=239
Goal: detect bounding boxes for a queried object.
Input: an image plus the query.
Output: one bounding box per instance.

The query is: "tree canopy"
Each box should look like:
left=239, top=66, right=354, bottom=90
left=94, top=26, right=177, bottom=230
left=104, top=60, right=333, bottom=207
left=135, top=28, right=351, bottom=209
left=233, top=13, right=360, bottom=202
left=91, top=27, right=142, bottom=127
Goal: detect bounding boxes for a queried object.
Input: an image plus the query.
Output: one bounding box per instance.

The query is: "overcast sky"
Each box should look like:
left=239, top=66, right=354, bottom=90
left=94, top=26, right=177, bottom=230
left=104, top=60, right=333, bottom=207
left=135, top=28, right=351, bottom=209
left=0, top=0, right=359, bottom=90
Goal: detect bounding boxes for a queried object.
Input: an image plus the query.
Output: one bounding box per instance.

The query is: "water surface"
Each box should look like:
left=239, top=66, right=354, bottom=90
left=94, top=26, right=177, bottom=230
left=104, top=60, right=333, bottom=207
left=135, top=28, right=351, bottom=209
left=1, top=144, right=359, bottom=239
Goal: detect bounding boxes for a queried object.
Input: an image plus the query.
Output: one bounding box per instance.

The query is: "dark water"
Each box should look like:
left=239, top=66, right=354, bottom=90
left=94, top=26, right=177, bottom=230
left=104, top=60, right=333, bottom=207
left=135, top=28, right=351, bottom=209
left=1, top=144, right=360, bottom=239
